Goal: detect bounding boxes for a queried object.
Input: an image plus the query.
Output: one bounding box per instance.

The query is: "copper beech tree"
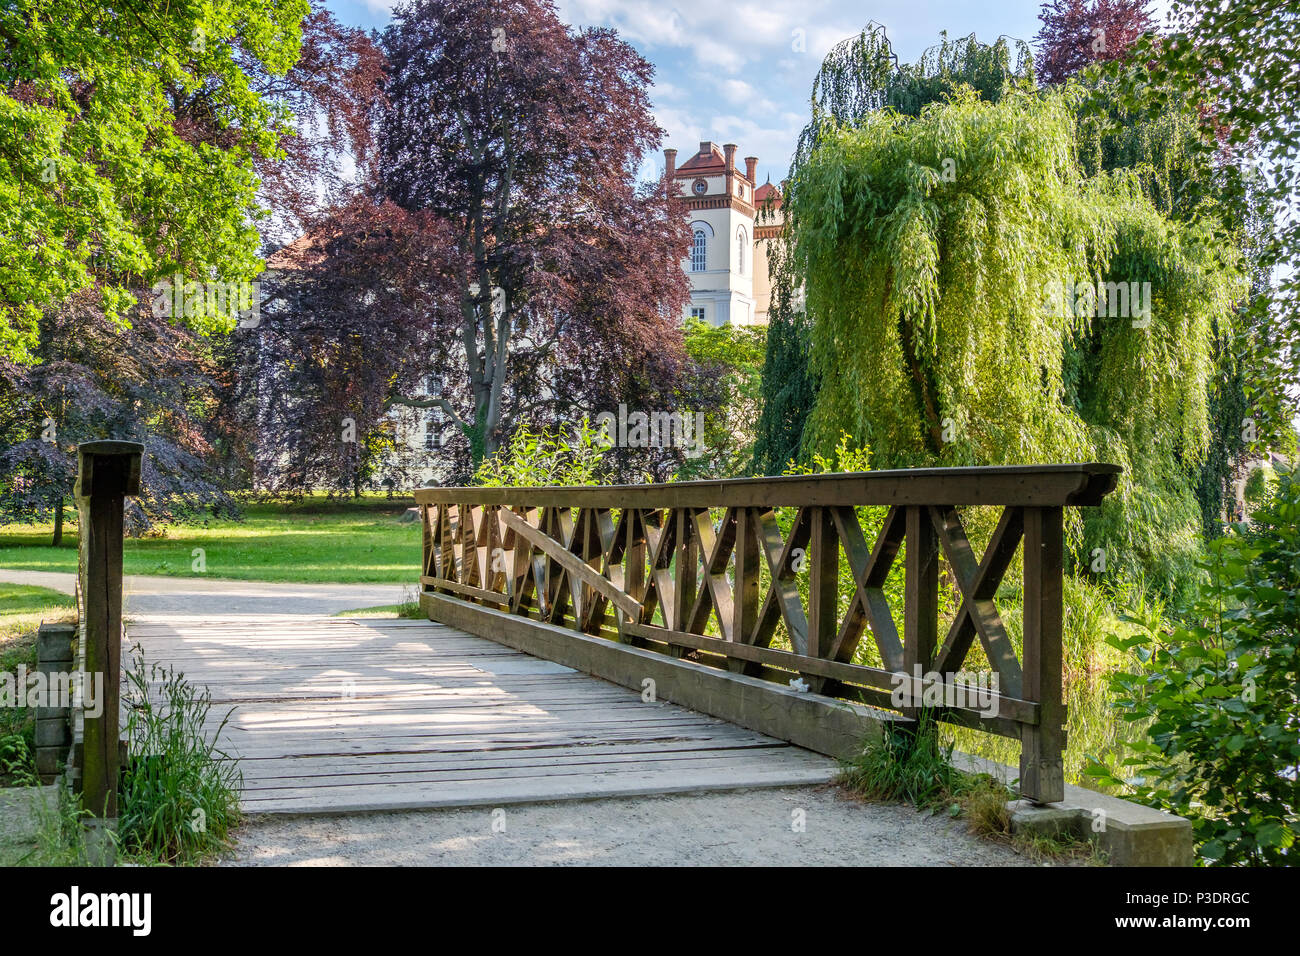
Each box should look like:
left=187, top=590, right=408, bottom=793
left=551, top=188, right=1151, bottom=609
left=1034, top=0, right=1155, bottom=85
left=376, top=0, right=692, bottom=464
left=226, top=0, right=696, bottom=493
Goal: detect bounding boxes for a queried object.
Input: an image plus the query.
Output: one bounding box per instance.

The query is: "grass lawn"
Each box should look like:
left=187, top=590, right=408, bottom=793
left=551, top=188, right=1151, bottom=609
left=1, top=583, right=78, bottom=788
left=0, top=495, right=422, bottom=584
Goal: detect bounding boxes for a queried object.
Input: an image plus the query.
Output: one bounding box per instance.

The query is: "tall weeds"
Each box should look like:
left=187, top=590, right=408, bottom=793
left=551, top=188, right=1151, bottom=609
left=117, top=646, right=242, bottom=863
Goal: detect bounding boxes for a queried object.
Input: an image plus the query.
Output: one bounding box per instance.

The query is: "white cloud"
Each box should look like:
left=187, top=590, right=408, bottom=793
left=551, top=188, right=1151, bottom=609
left=720, top=79, right=754, bottom=104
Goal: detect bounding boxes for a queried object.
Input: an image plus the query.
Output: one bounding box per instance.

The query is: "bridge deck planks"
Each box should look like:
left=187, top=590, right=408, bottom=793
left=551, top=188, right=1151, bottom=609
left=125, top=618, right=836, bottom=814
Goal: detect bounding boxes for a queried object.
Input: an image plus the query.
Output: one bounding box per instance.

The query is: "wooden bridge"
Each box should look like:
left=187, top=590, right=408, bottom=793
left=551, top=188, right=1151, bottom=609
left=125, top=616, right=837, bottom=814
left=64, top=442, right=1119, bottom=824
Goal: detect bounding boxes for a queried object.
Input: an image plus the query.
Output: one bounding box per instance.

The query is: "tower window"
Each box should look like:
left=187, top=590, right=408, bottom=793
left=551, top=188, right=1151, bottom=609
left=691, top=230, right=707, bottom=272
left=736, top=226, right=747, bottom=275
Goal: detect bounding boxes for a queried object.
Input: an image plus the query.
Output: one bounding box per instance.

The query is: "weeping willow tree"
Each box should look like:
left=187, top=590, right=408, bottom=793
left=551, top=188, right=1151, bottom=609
left=788, top=85, right=1246, bottom=590
left=754, top=26, right=1036, bottom=474
left=1072, top=66, right=1280, bottom=540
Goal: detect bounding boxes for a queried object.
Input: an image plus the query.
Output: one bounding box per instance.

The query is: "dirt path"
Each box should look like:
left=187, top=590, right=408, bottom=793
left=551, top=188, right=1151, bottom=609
left=223, top=786, right=1036, bottom=867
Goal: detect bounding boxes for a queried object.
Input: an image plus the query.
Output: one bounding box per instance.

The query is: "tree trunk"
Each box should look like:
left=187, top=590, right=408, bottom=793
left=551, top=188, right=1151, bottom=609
left=52, top=498, right=63, bottom=546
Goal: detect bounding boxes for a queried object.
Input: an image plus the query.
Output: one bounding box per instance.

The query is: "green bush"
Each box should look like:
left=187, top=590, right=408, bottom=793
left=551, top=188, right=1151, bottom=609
left=1089, top=466, right=1299, bottom=865
left=474, top=420, right=610, bottom=487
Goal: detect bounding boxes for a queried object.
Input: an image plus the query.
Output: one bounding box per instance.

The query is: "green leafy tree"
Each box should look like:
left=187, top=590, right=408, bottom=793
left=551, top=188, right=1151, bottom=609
left=677, top=319, right=765, bottom=480
left=1102, top=1, right=1300, bottom=451
left=0, top=0, right=311, bottom=363
left=787, top=85, right=1244, bottom=592
left=753, top=26, right=1037, bottom=476
left=473, top=420, right=610, bottom=488
left=1067, top=50, right=1284, bottom=537
left=751, top=304, right=817, bottom=476
left=1091, top=467, right=1300, bottom=865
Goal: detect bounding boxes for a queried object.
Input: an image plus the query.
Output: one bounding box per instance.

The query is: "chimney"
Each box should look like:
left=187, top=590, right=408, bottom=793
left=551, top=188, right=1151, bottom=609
left=699, top=141, right=713, bottom=157
left=723, top=143, right=737, bottom=173
left=744, top=156, right=758, bottom=184
left=664, top=148, right=677, bottom=179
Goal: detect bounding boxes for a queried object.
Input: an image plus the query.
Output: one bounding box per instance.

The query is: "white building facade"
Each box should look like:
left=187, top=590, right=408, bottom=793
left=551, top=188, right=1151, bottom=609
left=666, top=142, right=782, bottom=327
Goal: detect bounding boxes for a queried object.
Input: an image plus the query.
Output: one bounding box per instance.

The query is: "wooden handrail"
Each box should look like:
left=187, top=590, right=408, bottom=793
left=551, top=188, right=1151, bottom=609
left=413, top=463, right=1120, bottom=508
left=416, top=463, right=1120, bottom=803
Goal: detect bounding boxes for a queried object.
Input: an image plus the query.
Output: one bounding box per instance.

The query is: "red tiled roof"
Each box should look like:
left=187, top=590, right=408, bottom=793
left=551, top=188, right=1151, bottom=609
left=677, top=144, right=726, bottom=173
left=754, top=182, right=782, bottom=208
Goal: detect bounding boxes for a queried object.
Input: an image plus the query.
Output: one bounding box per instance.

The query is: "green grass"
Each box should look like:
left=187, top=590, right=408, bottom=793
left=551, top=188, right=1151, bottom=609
left=840, top=717, right=1107, bottom=865
left=1, top=583, right=77, bottom=786
left=333, top=584, right=424, bottom=619
left=8, top=649, right=244, bottom=867
left=334, top=604, right=424, bottom=619
left=838, top=712, right=967, bottom=809
left=0, top=495, right=421, bottom=584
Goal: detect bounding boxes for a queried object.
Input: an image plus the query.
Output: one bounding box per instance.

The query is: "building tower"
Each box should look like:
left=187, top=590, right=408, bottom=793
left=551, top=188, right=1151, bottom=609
left=666, top=142, right=761, bottom=326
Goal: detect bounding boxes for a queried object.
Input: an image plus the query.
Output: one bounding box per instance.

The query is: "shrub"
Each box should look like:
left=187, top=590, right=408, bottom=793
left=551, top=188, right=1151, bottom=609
left=473, top=420, right=610, bottom=488
left=1089, top=466, right=1299, bottom=865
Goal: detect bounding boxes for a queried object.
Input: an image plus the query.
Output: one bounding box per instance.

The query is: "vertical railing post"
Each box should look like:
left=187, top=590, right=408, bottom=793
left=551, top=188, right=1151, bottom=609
left=805, top=506, right=839, bottom=691
left=74, top=439, right=143, bottom=856
left=1020, top=506, right=1065, bottom=804
left=902, top=505, right=939, bottom=721
left=729, top=508, right=760, bottom=674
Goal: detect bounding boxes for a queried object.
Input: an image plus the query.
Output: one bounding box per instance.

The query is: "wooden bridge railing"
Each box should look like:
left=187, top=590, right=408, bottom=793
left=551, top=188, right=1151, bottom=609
left=414, top=464, right=1120, bottom=803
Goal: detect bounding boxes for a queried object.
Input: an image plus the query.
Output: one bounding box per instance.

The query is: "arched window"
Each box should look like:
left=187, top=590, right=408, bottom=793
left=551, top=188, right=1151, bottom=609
left=736, top=227, right=747, bottom=275
left=691, top=230, right=707, bottom=272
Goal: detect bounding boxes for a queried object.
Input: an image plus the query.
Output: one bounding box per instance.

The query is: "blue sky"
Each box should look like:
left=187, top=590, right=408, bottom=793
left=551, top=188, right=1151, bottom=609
left=324, top=1, right=1168, bottom=185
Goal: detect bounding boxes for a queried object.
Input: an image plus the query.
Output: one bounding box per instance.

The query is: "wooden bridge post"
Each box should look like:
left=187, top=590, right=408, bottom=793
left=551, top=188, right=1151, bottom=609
left=1020, top=506, right=1065, bottom=804
left=74, top=439, right=143, bottom=851
left=902, top=505, right=939, bottom=722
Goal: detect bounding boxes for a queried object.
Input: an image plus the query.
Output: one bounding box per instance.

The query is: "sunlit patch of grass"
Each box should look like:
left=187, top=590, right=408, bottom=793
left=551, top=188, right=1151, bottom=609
left=0, top=495, right=422, bottom=583
left=334, top=586, right=424, bottom=619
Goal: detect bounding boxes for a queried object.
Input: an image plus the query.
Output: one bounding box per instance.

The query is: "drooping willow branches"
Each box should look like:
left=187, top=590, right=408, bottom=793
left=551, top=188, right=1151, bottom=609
left=787, top=85, right=1244, bottom=587
left=755, top=20, right=1253, bottom=591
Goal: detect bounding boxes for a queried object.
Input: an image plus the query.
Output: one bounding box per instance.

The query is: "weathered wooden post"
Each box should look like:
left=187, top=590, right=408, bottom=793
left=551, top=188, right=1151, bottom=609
left=35, top=622, right=75, bottom=783
left=74, top=439, right=143, bottom=858
left=1019, top=505, right=1065, bottom=805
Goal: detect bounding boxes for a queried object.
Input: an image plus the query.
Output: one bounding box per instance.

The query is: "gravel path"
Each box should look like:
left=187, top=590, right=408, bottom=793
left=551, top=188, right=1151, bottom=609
left=0, top=569, right=406, bottom=619
left=223, top=787, right=1036, bottom=867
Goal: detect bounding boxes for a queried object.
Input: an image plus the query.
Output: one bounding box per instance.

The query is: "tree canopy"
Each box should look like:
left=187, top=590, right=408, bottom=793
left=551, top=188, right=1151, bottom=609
left=376, top=0, right=691, bottom=465
left=0, top=0, right=312, bottom=363
left=793, top=88, right=1243, bottom=471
